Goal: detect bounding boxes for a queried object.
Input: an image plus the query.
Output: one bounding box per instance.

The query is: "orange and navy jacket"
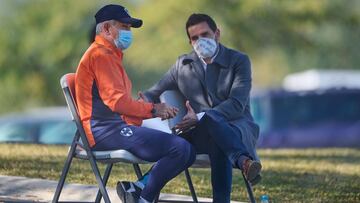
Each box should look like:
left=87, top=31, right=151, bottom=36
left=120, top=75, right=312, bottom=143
left=75, top=35, right=154, bottom=147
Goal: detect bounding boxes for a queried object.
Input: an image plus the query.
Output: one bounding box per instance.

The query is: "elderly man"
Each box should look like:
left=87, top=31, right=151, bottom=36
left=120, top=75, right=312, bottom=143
left=75, top=4, right=195, bottom=203
left=139, top=13, right=262, bottom=202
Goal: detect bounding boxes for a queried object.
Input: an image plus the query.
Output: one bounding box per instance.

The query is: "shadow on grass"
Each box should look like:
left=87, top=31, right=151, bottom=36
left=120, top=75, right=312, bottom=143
left=0, top=156, right=139, bottom=184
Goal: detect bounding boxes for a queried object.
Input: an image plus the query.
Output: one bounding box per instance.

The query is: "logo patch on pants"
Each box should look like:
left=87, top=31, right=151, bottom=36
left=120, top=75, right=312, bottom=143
left=120, top=127, right=133, bottom=137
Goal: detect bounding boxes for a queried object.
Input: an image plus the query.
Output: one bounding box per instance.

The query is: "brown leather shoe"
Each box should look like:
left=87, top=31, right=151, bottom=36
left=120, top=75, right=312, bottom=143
left=242, top=159, right=262, bottom=182
left=250, top=174, right=262, bottom=186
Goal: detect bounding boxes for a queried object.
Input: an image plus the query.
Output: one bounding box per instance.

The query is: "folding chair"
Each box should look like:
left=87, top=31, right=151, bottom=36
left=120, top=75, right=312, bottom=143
left=52, top=73, right=199, bottom=203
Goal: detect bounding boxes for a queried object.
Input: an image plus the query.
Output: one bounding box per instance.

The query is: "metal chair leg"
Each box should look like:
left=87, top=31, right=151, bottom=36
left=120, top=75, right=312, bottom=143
left=184, top=169, right=199, bottom=203
left=95, top=163, right=114, bottom=203
left=52, top=131, right=80, bottom=203
left=133, top=163, right=143, bottom=179
left=242, top=173, right=256, bottom=203
left=86, top=152, right=111, bottom=203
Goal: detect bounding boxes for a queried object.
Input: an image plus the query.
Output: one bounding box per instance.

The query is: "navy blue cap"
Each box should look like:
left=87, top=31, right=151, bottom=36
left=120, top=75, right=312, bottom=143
left=95, top=4, right=143, bottom=28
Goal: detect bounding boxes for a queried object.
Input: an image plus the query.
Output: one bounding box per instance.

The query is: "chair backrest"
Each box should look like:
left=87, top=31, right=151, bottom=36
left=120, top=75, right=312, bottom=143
left=60, top=73, right=91, bottom=149
left=60, top=73, right=79, bottom=122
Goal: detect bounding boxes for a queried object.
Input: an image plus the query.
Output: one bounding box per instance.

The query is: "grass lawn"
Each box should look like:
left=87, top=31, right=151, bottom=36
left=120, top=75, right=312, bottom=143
left=0, top=144, right=359, bottom=202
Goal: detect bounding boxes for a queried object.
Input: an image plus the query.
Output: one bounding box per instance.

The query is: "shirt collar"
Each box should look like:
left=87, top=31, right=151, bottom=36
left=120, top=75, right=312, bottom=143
left=94, top=35, right=123, bottom=57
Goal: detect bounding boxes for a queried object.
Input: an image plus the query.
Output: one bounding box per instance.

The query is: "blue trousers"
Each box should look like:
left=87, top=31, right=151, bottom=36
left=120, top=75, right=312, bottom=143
left=92, top=125, right=196, bottom=201
left=181, top=110, right=251, bottom=203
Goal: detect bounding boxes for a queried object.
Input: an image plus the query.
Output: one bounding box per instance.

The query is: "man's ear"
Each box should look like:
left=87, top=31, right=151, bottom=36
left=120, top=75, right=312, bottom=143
left=103, top=22, right=111, bottom=35
left=215, top=28, right=220, bottom=42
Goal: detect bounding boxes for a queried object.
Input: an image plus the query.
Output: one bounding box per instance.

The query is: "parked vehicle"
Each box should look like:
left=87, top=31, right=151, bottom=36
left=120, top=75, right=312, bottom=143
left=283, top=69, right=360, bottom=91
left=252, top=88, right=360, bottom=148
left=0, top=107, right=76, bottom=144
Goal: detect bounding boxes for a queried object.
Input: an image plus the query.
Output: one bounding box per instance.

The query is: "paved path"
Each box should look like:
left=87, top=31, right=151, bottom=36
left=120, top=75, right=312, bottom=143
left=0, top=175, right=244, bottom=203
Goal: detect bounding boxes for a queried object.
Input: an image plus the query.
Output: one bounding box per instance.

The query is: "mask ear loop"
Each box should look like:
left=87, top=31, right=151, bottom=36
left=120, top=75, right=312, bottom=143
left=214, top=28, right=220, bottom=43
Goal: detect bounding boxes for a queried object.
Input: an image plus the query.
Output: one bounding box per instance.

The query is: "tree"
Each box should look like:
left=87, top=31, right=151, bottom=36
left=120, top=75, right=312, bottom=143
left=0, top=0, right=359, bottom=113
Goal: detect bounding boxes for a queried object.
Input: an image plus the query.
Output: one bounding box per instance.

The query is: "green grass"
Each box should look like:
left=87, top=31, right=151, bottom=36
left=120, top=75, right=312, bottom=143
left=0, top=144, right=359, bottom=202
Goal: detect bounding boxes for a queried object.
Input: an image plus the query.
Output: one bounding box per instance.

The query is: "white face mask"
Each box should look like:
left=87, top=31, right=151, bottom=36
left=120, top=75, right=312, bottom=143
left=193, top=37, right=217, bottom=59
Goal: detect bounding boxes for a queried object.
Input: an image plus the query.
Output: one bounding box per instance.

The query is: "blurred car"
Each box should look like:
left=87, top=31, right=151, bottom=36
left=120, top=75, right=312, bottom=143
left=0, top=107, right=76, bottom=145
left=251, top=88, right=360, bottom=148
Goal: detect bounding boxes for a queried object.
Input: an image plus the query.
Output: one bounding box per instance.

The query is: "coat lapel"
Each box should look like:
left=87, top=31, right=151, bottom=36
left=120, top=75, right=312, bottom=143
left=192, top=60, right=207, bottom=86
left=185, top=52, right=213, bottom=106
left=186, top=52, right=206, bottom=86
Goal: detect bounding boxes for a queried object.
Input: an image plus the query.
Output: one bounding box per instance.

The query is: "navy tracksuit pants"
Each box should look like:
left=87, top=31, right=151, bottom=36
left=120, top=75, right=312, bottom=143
left=181, top=110, right=251, bottom=203
left=92, top=125, right=196, bottom=201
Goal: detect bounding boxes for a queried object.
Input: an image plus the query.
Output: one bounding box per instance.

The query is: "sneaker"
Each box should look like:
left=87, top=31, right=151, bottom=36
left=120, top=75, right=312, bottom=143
left=249, top=174, right=262, bottom=186
left=116, top=181, right=142, bottom=203
left=242, top=159, right=262, bottom=182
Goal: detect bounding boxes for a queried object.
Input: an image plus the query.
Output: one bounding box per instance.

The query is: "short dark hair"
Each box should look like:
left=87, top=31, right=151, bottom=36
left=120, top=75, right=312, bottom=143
left=185, top=13, right=217, bottom=39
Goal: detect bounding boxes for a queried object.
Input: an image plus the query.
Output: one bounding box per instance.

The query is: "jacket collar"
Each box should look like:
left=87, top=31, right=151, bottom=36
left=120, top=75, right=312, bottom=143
left=212, top=44, right=230, bottom=68
left=94, top=35, right=123, bottom=57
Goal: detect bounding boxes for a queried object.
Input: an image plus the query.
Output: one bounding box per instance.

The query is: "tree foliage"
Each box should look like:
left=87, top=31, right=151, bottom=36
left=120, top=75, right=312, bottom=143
left=0, top=0, right=359, bottom=113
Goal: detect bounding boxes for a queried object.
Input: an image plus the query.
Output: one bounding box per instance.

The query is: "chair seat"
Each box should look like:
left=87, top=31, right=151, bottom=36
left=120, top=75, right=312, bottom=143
left=75, top=148, right=152, bottom=164
left=75, top=146, right=210, bottom=166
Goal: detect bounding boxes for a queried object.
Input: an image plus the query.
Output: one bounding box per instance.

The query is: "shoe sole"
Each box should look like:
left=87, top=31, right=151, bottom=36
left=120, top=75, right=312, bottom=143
left=116, top=182, right=140, bottom=203
left=245, top=161, right=262, bottom=181
left=250, top=174, right=262, bottom=186
left=125, top=193, right=138, bottom=203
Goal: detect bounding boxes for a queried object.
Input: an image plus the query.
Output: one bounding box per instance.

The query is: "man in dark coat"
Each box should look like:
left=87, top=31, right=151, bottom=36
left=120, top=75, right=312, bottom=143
left=142, top=13, right=262, bottom=203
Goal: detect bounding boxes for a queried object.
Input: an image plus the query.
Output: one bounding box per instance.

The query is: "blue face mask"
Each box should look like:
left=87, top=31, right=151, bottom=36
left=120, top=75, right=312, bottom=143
left=114, top=30, right=132, bottom=50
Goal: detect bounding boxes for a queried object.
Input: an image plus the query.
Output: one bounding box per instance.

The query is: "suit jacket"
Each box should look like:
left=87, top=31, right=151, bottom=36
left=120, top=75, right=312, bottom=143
left=144, top=44, right=259, bottom=158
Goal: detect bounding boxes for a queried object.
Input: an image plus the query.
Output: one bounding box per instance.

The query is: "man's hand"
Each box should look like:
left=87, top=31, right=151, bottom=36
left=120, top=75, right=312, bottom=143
left=175, top=101, right=198, bottom=133
left=153, top=103, right=178, bottom=120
